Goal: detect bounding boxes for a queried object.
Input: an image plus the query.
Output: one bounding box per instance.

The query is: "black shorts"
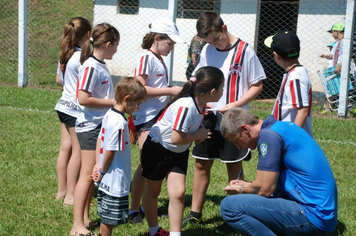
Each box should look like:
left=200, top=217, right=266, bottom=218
left=135, top=110, right=164, bottom=132
left=141, top=136, right=189, bottom=181
left=97, top=190, right=129, bottom=226
left=192, top=130, right=251, bottom=163
left=57, top=111, right=76, bottom=128
left=76, top=125, right=101, bottom=150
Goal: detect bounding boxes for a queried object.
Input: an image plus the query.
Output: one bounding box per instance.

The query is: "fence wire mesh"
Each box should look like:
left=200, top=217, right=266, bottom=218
left=0, top=0, right=355, bottom=108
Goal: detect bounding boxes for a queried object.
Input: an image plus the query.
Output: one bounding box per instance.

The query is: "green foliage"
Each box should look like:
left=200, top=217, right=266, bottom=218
left=0, top=86, right=355, bottom=235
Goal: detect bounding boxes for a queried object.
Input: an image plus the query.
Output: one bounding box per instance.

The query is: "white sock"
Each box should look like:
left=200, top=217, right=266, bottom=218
left=148, top=225, right=160, bottom=235
left=170, top=232, right=181, bottom=236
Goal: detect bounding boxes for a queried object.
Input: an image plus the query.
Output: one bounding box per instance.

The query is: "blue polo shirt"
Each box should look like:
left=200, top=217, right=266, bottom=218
left=257, top=115, right=337, bottom=232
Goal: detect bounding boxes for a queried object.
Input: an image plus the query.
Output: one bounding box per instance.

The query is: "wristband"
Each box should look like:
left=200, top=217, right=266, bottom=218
left=99, top=168, right=106, bottom=176
left=239, top=187, right=244, bottom=194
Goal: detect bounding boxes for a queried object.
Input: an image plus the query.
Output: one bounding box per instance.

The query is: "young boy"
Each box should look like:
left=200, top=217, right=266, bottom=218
left=183, top=12, right=266, bottom=232
left=92, top=77, right=147, bottom=236
left=264, top=30, right=313, bottom=138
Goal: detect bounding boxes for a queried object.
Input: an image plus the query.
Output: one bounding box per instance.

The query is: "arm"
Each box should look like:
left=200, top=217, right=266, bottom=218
left=319, top=54, right=333, bottom=60
left=171, top=128, right=211, bottom=145
left=77, top=90, right=115, bottom=108
left=56, top=74, right=63, bottom=87
left=92, top=137, right=102, bottom=182
left=335, top=62, right=342, bottom=74
left=219, top=81, right=263, bottom=114
left=294, top=107, right=309, bottom=128
left=94, top=150, right=115, bottom=182
left=223, top=170, right=279, bottom=197
left=136, top=74, right=181, bottom=97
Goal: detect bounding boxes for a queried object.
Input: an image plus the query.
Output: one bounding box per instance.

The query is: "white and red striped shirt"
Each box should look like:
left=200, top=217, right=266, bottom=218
left=149, top=96, right=205, bottom=153
left=98, top=107, right=131, bottom=197
left=272, top=65, right=313, bottom=138
left=75, top=55, right=114, bottom=133
left=193, top=39, right=266, bottom=130
left=132, top=50, right=170, bottom=126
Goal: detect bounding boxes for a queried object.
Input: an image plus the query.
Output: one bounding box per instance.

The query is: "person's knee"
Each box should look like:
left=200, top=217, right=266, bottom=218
left=220, top=196, right=242, bottom=221
left=169, top=184, right=185, bottom=201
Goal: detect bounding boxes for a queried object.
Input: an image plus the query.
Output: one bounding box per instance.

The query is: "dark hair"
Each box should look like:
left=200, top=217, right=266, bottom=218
left=196, top=12, right=224, bottom=38
left=141, top=23, right=169, bottom=49
left=59, top=17, right=91, bottom=72
left=81, top=23, right=120, bottom=63
left=114, top=77, right=147, bottom=104
left=166, top=66, right=224, bottom=108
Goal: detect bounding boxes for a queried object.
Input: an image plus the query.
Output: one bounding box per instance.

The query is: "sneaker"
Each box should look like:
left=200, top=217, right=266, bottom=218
left=182, top=215, right=201, bottom=227
left=129, top=209, right=145, bottom=224
left=212, top=222, right=236, bottom=235
left=147, top=227, right=170, bottom=236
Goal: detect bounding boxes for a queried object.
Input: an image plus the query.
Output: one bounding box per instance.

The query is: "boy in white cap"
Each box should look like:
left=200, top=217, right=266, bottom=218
left=264, top=30, right=313, bottom=138
left=129, top=18, right=185, bottom=229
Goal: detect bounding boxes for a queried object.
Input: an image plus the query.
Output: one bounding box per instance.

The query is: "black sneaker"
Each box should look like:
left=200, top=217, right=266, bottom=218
left=129, top=209, right=145, bottom=224
left=212, top=222, right=236, bottom=235
left=182, top=215, right=201, bottom=227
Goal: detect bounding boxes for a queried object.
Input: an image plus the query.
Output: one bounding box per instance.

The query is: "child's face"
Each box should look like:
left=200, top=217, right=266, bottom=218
left=203, top=30, right=229, bottom=50
left=125, top=100, right=143, bottom=115
left=106, top=40, right=120, bottom=60
left=331, top=31, right=339, bottom=40
left=156, top=38, right=176, bottom=56
left=211, top=83, right=224, bottom=102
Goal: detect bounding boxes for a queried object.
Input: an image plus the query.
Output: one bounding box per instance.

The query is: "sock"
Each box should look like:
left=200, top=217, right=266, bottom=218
left=148, top=225, right=160, bottom=235
left=129, top=210, right=139, bottom=215
left=170, top=232, right=181, bottom=236
left=190, top=211, right=202, bottom=219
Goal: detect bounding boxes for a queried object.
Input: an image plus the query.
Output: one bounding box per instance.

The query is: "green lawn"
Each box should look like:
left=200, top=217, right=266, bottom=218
left=0, top=86, right=355, bottom=236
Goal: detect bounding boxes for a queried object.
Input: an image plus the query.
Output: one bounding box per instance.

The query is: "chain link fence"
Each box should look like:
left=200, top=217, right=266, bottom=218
left=1, top=0, right=355, bottom=109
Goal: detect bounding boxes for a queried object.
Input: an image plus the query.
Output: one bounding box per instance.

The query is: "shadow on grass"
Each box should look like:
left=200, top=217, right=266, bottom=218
left=330, top=220, right=346, bottom=236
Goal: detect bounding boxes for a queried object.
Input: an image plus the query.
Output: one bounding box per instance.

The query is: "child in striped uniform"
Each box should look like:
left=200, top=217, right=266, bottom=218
left=70, top=23, right=120, bottom=236
left=264, top=30, right=313, bottom=138
left=129, top=18, right=185, bottom=224
left=93, top=77, right=147, bottom=236
left=141, top=66, right=224, bottom=236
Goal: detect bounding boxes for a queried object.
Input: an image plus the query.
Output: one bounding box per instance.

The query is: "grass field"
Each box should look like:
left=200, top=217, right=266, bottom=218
left=0, top=85, right=355, bottom=236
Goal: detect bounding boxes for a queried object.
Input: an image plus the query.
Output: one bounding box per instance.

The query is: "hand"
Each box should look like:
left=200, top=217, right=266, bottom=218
left=219, top=102, right=237, bottom=114
left=196, top=127, right=212, bottom=141
left=91, top=164, right=101, bottom=182
left=222, top=180, right=251, bottom=195
left=335, top=65, right=341, bottom=74
left=170, top=86, right=182, bottom=96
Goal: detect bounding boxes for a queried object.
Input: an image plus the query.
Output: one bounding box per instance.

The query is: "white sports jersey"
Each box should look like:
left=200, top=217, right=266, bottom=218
left=76, top=55, right=115, bottom=133
left=98, top=108, right=131, bottom=197
left=54, top=48, right=81, bottom=118
left=132, top=50, right=170, bottom=126
left=272, top=65, right=313, bottom=138
left=149, top=96, right=205, bottom=153
left=330, top=38, right=343, bottom=66
left=193, top=39, right=266, bottom=130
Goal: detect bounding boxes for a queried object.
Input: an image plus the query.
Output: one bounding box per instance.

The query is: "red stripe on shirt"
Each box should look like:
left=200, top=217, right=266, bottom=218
left=229, top=41, right=245, bottom=103
left=290, top=80, right=297, bottom=108
left=80, top=67, right=90, bottom=90
left=138, top=56, right=145, bottom=75
left=173, top=107, right=184, bottom=130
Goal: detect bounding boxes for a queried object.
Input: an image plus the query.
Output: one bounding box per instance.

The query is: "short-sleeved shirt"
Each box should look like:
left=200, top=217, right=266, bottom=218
left=132, top=50, right=170, bottom=126
left=257, top=115, right=337, bottom=232
left=272, top=65, right=313, bottom=138
left=98, top=107, right=131, bottom=197
left=193, top=39, right=266, bottom=130
left=54, top=47, right=82, bottom=118
left=149, top=96, right=205, bottom=153
left=76, top=55, right=115, bottom=133
left=330, top=38, right=343, bottom=66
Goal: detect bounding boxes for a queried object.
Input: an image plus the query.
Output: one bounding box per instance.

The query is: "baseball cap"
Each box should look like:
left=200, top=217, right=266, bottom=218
left=150, top=18, right=186, bottom=43
left=327, top=23, right=345, bottom=33
left=264, top=30, right=300, bottom=58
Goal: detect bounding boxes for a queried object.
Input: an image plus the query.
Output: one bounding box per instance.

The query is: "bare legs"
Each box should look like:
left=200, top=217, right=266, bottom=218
left=191, top=159, right=243, bottom=213
left=130, top=130, right=149, bottom=212
left=56, top=123, right=72, bottom=201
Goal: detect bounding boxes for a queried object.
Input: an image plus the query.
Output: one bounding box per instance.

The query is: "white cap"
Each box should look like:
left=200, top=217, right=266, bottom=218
left=150, top=18, right=186, bottom=43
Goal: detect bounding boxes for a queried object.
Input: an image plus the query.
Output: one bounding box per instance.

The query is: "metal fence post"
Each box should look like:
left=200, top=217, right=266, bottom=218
left=18, top=0, right=28, bottom=87
left=167, top=0, right=178, bottom=85
left=338, top=0, right=355, bottom=117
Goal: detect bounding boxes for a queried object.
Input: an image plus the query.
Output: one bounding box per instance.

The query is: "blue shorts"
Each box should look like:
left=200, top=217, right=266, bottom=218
left=97, top=190, right=129, bottom=226
left=57, top=111, right=76, bottom=128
